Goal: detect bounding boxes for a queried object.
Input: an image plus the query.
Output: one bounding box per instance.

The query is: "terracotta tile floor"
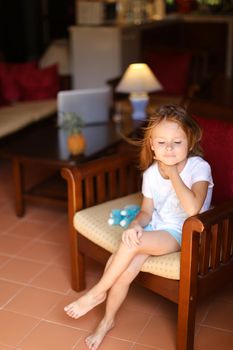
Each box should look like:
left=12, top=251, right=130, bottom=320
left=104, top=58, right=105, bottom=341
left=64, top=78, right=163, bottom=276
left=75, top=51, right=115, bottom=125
left=0, top=159, right=233, bottom=350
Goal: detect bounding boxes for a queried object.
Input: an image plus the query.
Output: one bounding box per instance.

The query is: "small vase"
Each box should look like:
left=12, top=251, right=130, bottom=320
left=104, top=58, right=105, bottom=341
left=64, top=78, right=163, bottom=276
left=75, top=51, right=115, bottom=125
left=67, top=133, right=86, bottom=156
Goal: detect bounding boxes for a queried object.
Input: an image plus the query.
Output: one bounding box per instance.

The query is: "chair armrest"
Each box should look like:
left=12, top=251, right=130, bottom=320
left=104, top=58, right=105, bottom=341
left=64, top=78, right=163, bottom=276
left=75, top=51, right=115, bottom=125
left=180, top=199, right=233, bottom=297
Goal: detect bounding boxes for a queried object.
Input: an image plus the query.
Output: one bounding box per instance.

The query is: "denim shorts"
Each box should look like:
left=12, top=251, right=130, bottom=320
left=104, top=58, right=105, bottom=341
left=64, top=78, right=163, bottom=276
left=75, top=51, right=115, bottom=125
left=144, top=223, right=182, bottom=246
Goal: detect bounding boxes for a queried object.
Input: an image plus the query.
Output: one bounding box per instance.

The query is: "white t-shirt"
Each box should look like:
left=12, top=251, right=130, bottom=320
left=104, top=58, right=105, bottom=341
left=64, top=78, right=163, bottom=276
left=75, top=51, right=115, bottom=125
left=142, top=156, right=214, bottom=232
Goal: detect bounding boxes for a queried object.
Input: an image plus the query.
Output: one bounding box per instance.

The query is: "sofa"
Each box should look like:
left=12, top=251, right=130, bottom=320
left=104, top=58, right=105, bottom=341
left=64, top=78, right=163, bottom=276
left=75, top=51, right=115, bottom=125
left=0, top=61, right=68, bottom=139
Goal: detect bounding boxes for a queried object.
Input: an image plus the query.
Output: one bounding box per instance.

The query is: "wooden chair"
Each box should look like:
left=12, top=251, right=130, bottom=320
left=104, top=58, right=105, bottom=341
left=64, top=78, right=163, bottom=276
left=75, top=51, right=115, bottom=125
left=61, top=114, right=233, bottom=350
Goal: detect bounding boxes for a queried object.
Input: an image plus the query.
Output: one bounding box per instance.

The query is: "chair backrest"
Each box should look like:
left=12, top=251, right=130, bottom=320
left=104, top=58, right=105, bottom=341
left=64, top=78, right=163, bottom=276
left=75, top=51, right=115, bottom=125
left=193, top=115, right=233, bottom=205
left=57, top=87, right=111, bottom=125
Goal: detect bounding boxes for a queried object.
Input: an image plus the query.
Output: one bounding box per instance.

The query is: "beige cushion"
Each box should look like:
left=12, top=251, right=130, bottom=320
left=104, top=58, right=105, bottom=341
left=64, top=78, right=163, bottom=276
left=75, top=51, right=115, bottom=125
left=0, top=99, right=56, bottom=138
left=74, top=193, right=180, bottom=280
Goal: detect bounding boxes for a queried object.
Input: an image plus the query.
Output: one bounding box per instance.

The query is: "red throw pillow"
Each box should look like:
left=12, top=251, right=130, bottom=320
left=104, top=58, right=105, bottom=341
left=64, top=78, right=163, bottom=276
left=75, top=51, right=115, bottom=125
left=0, top=62, right=20, bottom=103
left=144, top=51, right=192, bottom=95
left=0, top=61, right=38, bottom=103
left=194, top=115, right=233, bottom=205
left=16, top=64, right=60, bottom=101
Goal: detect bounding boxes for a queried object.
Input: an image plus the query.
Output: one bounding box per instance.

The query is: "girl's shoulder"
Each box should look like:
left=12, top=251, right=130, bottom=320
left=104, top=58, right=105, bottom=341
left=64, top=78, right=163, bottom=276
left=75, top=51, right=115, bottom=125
left=186, top=156, right=212, bottom=173
left=188, top=156, right=210, bottom=167
left=143, top=162, right=157, bottom=176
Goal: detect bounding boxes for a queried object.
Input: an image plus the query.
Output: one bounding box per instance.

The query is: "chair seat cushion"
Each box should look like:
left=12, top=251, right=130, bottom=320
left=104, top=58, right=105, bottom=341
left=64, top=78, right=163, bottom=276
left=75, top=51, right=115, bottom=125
left=74, top=193, right=180, bottom=280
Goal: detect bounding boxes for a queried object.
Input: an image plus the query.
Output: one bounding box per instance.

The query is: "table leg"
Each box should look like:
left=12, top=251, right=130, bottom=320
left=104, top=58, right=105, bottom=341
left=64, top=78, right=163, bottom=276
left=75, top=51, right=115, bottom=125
left=13, top=158, right=25, bottom=217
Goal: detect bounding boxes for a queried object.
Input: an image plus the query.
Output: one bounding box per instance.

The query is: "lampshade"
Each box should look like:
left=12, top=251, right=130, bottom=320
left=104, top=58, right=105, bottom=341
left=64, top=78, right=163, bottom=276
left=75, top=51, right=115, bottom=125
left=116, top=63, right=162, bottom=120
left=116, top=63, right=162, bottom=94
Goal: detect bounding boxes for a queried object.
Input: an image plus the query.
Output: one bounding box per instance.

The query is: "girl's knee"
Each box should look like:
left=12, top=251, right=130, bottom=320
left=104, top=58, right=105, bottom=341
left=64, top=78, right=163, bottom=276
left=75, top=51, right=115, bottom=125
left=119, top=241, right=140, bottom=255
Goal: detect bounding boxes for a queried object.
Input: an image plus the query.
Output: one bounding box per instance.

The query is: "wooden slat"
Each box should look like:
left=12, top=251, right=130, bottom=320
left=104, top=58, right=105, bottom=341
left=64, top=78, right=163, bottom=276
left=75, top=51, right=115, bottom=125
left=210, top=223, right=221, bottom=269
left=221, top=218, right=232, bottom=263
left=119, top=167, right=127, bottom=196
left=108, top=170, right=117, bottom=199
left=85, top=177, right=95, bottom=207
left=96, top=173, right=106, bottom=203
left=199, top=227, right=211, bottom=275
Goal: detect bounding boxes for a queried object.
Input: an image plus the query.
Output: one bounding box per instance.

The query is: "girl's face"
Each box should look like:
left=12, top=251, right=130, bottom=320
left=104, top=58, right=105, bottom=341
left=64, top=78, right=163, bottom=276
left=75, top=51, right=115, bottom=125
left=150, top=119, right=189, bottom=166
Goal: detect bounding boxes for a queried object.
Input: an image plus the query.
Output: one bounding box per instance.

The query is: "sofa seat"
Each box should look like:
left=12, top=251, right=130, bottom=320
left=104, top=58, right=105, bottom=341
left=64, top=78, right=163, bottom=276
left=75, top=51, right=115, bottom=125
left=74, top=192, right=180, bottom=280
left=0, top=99, right=56, bottom=138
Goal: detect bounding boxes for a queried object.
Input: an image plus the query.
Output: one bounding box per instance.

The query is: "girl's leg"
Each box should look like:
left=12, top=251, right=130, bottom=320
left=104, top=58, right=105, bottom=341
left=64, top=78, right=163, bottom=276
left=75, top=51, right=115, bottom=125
left=86, top=254, right=148, bottom=350
left=64, top=230, right=179, bottom=319
left=64, top=242, right=142, bottom=318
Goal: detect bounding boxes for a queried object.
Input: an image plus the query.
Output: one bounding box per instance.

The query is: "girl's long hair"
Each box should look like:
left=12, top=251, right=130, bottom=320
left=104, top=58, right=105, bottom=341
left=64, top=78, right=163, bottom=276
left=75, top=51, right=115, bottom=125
left=138, top=105, right=203, bottom=171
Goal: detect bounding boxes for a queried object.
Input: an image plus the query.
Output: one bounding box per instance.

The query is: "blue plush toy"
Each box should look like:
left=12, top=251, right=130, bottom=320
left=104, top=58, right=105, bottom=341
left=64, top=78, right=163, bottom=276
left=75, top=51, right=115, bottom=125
left=108, top=205, right=140, bottom=228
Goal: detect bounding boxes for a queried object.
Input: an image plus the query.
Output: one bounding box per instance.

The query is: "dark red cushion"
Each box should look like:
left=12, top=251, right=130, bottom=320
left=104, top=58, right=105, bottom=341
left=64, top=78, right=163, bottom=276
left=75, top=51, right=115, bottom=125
left=194, top=115, right=233, bottom=205
left=0, top=62, right=59, bottom=103
left=144, top=51, right=192, bottom=95
left=15, top=64, right=59, bottom=101
left=0, top=62, right=20, bottom=103
left=0, top=61, right=38, bottom=103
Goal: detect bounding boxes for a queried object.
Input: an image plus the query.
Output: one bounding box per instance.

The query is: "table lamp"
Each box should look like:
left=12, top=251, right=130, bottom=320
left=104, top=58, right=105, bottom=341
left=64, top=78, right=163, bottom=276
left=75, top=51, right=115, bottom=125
left=116, top=63, right=162, bottom=120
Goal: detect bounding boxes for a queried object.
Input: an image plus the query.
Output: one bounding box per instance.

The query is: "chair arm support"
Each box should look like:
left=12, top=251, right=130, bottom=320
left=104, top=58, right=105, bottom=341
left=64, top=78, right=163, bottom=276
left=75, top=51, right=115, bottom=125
left=179, top=198, right=233, bottom=295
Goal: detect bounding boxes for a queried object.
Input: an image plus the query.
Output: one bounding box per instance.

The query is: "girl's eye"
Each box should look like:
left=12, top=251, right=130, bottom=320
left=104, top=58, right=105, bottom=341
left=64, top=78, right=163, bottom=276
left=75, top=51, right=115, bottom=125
left=158, top=141, right=165, bottom=145
left=174, top=141, right=181, bottom=144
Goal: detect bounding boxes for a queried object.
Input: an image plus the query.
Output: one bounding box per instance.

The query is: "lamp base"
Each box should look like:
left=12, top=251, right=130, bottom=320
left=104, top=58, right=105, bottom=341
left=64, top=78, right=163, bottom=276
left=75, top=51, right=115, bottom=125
left=130, top=94, right=149, bottom=120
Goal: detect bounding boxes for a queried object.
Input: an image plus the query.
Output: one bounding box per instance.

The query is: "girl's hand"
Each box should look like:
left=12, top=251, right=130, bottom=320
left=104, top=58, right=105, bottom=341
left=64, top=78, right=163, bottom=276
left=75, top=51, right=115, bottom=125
left=122, top=223, right=143, bottom=248
left=158, top=161, right=179, bottom=179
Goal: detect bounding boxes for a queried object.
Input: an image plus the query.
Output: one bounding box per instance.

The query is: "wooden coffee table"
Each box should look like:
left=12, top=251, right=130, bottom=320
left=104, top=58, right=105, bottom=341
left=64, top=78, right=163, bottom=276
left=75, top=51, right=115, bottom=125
left=0, top=116, right=143, bottom=216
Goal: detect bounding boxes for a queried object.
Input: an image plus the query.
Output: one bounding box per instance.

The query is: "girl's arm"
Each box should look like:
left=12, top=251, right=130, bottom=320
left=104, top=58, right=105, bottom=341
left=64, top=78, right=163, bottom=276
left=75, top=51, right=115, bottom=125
left=159, top=162, right=209, bottom=216
left=122, top=196, right=154, bottom=247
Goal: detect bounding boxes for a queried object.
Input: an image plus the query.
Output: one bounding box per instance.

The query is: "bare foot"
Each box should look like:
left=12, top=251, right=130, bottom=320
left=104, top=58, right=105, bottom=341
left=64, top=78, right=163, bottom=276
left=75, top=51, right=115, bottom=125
left=85, top=318, right=114, bottom=350
left=64, top=291, right=106, bottom=319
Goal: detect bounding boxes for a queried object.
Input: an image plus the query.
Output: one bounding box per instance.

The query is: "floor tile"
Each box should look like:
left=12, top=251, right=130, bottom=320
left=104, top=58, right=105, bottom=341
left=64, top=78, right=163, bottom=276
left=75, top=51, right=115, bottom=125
left=0, top=257, right=45, bottom=284
left=25, top=206, right=65, bottom=223
left=0, top=206, right=19, bottom=232
left=4, top=286, right=63, bottom=318
left=29, top=265, right=71, bottom=293
left=202, top=300, right=233, bottom=331
left=38, top=219, right=69, bottom=245
left=50, top=249, right=70, bottom=269
left=213, top=281, right=233, bottom=303
left=195, top=326, right=233, bottom=350
left=0, top=310, right=39, bottom=347
left=0, top=235, right=30, bottom=256
left=123, top=284, right=162, bottom=315
left=74, top=335, right=133, bottom=350
left=131, top=344, right=160, bottom=350
left=107, top=307, right=152, bottom=342
left=0, top=344, right=15, bottom=350
left=18, top=320, right=83, bottom=350
left=17, top=240, right=63, bottom=263
left=137, top=314, right=176, bottom=350
left=0, top=280, right=22, bottom=307
left=7, top=220, right=49, bottom=239
left=0, top=255, right=10, bottom=267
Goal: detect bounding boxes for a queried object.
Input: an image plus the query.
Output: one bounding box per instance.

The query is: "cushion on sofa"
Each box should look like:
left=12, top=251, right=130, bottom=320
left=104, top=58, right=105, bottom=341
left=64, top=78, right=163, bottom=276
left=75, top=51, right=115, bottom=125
left=194, top=115, right=233, bottom=205
left=73, top=193, right=180, bottom=280
left=16, top=64, right=60, bottom=101
left=0, top=62, right=21, bottom=104
left=0, top=99, right=57, bottom=138
left=0, top=62, right=59, bottom=103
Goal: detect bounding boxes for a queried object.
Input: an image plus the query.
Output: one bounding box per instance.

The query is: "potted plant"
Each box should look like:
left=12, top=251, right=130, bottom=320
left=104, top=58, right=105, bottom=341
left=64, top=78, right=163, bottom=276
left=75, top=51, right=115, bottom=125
left=59, top=112, right=86, bottom=155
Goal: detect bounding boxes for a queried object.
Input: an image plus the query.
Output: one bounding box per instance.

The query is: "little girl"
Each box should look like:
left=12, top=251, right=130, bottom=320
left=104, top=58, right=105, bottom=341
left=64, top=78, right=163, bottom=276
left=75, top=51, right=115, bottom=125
left=64, top=104, right=213, bottom=350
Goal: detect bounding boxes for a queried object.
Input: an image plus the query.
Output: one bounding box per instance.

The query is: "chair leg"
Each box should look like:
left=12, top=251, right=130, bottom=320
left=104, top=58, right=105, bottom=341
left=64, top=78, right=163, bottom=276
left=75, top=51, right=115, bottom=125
left=70, top=229, right=86, bottom=292
left=176, top=291, right=197, bottom=350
